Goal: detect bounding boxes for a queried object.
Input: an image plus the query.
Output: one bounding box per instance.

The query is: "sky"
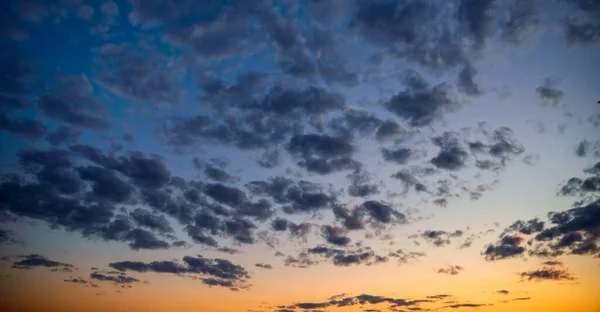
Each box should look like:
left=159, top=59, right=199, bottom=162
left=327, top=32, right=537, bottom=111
left=0, top=0, right=599, bottom=311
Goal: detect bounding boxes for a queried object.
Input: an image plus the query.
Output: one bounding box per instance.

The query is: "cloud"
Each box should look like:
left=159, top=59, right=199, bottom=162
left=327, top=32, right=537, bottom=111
left=501, top=0, right=540, bottom=45
left=415, top=230, right=464, bottom=247
left=375, top=121, right=411, bottom=142
left=381, top=147, right=414, bottom=165
left=497, top=290, right=509, bottom=295
left=436, top=265, right=464, bottom=275
left=161, top=84, right=345, bottom=152
left=360, top=200, right=406, bottom=224
left=431, top=132, right=469, bottom=170
left=458, top=0, right=497, bottom=50
left=347, top=170, right=380, bottom=198
left=204, top=167, right=236, bottom=183
left=90, top=272, right=140, bottom=285
left=561, top=0, right=600, bottom=47
left=384, top=83, right=457, bottom=127
left=536, top=78, right=564, bottom=107
left=457, top=63, right=483, bottom=96
left=322, top=225, right=351, bottom=246
left=11, top=254, right=73, bottom=270
left=46, top=126, right=82, bottom=146
left=246, top=177, right=335, bottom=214
left=483, top=234, right=526, bottom=261
left=38, top=74, right=110, bottom=129
left=109, top=255, right=250, bottom=291
left=287, top=134, right=359, bottom=175
left=284, top=245, right=390, bottom=268
left=483, top=166, right=600, bottom=260
left=563, top=19, right=600, bottom=46
left=0, top=228, right=21, bottom=245
left=266, top=291, right=492, bottom=312
left=328, top=110, right=383, bottom=140
left=123, top=228, right=170, bottom=250
left=0, top=113, right=46, bottom=139
left=128, top=210, right=174, bottom=236
left=255, top=263, right=273, bottom=270
left=575, top=140, right=600, bottom=158
left=519, top=267, right=576, bottom=281
left=64, top=277, right=96, bottom=287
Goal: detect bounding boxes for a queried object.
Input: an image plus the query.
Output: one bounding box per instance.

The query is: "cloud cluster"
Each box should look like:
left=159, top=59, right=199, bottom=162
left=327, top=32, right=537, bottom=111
left=484, top=163, right=599, bottom=261
left=8, top=254, right=73, bottom=271
left=109, top=255, right=250, bottom=291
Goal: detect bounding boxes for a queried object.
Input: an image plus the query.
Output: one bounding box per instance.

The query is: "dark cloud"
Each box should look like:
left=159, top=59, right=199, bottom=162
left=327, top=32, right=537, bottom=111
left=305, top=245, right=389, bottom=267
left=436, top=265, right=464, bottom=275
left=328, top=110, right=383, bottom=139
left=519, top=267, right=576, bottom=281
left=347, top=170, right=380, bottom=198
left=384, top=83, right=457, bottom=127
left=123, top=229, right=170, bottom=250
left=78, top=165, right=134, bottom=203
left=501, top=0, right=540, bottom=45
left=360, top=200, right=405, bottom=224
left=204, top=167, right=236, bottom=183
left=269, top=291, right=487, bottom=311
left=95, top=42, right=183, bottom=106
left=46, top=126, right=82, bottom=146
left=575, top=140, right=600, bottom=158
left=416, top=230, right=464, bottom=247
left=375, top=121, right=411, bottom=142
left=162, top=83, right=345, bottom=151
left=506, top=218, right=545, bottom=235
left=255, top=263, right=273, bottom=270
left=0, top=113, right=45, bottom=139
left=115, top=152, right=171, bottom=189
left=11, top=254, right=73, bottom=270
left=90, top=272, right=140, bottom=285
left=216, top=247, right=242, bottom=255
left=271, top=218, right=289, bottom=232
left=541, top=260, right=563, bottom=266
left=287, top=134, right=358, bottom=175
left=458, top=0, right=497, bottom=50
left=391, top=170, right=426, bottom=195
left=381, top=147, right=414, bottom=165
left=447, top=303, right=488, bottom=308
left=560, top=0, right=600, bottom=46
left=351, top=0, right=431, bottom=46
left=0, top=47, right=38, bottom=109
left=484, top=186, right=600, bottom=260
left=496, top=290, right=509, bottom=295
left=0, top=228, right=21, bottom=245
left=430, top=132, right=469, bottom=170
left=247, top=177, right=334, bottom=214
left=322, top=225, right=351, bottom=246
left=64, top=277, right=94, bottom=286
left=558, top=162, right=600, bottom=204
left=483, top=234, right=526, bottom=260
left=38, top=75, right=109, bottom=129
left=204, top=183, right=247, bottom=208
left=129, top=208, right=174, bottom=234
left=257, top=149, right=280, bottom=169
left=109, top=255, right=250, bottom=291
left=536, top=78, right=564, bottom=107
left=563, top=19, right=600, bottom=46
left=332, top=205, right=364, bottom=230
left=457, top=63, right=483, bottom=95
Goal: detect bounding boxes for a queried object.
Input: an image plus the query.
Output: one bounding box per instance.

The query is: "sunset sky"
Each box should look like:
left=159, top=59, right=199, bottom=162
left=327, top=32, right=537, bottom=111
left=1, top=1, right=599, bottom=311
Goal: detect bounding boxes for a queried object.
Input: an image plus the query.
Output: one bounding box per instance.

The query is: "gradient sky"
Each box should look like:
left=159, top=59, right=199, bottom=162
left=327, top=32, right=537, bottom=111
left=1, top=1, right=599, bottom=312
